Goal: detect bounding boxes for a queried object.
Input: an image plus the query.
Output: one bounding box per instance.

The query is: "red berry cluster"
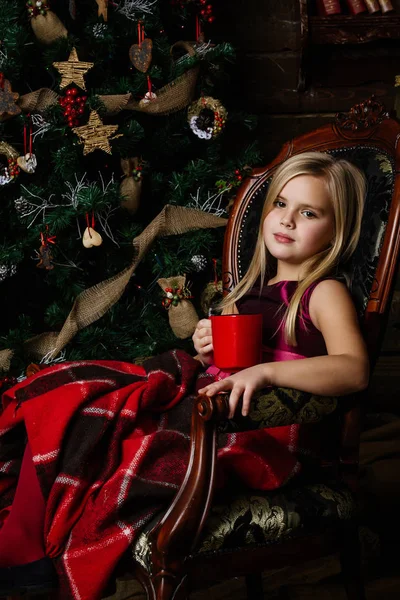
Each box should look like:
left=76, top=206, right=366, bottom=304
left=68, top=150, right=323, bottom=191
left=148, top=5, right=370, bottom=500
left=199, top=0, right=214, bottom=23
left=161, top=286, right=193, bottom=309
left=59, top=87, right=87, bottom=128
left=8, top=157, right=20, bottom=180
left=235, top=168, right=243, bottom=182
left=26, top=0, right=50, bottom=18
left=213, top=110, right=225, bottom=136
left=171, top=0, right=215, bottom=23
left=132, top=164, right=143, bottom=181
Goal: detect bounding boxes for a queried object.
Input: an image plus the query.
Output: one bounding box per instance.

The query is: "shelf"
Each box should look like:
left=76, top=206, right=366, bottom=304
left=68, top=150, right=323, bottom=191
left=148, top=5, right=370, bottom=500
left=309, top=15, right=400, bottom=44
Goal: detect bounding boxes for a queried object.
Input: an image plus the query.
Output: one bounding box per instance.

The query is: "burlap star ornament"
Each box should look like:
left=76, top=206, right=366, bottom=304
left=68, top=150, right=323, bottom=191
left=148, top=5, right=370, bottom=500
left=53, top=48, right=94, bottom=91
left=72, top=110, right=122, bottom=155
left=0, top=78, right=21, bottom=121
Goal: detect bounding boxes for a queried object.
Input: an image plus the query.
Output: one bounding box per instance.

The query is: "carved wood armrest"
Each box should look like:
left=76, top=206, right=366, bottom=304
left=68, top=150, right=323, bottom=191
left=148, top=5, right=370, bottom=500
left=148, top=393, right=229, bottom=567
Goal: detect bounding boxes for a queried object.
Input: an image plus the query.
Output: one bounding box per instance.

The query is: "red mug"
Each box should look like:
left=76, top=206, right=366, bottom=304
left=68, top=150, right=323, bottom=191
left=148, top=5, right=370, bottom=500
left=210, top=313, right=263, bottom=371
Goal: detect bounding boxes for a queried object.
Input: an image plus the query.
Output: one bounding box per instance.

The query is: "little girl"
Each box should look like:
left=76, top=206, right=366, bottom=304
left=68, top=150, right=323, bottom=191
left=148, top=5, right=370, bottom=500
left=0, top=152, right=369, bottom=599
left=194, top=151, right=369, bottom=416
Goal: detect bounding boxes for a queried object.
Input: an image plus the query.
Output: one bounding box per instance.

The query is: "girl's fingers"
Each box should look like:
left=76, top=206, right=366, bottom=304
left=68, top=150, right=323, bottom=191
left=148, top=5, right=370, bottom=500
left=198, top=380, right=230, bottom=395
left=202, top=343, right=213, bottom=354
left=228, top=387, right=244, bottom=418
left=241, top=388, right=254, bottom=417
left=198, top=382, right=252, bottom=418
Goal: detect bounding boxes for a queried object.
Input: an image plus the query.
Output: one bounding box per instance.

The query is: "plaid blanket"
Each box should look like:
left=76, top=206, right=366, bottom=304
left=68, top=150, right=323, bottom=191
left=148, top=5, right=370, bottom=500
left=0, top=350, right=304, bottom=599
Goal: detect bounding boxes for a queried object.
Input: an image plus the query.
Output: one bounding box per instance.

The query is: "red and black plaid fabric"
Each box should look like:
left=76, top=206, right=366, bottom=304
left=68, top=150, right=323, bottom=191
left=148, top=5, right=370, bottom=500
left=0, top=350, right=304, bottom=599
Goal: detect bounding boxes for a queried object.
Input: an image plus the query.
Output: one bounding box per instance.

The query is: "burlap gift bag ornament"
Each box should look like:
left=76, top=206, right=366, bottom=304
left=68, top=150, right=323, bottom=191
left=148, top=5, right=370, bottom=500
left=158, top=275, right=199, bottom=339
left=27, top=1, right=68, bottom=45
left=120, top=157, right=142, bottom=215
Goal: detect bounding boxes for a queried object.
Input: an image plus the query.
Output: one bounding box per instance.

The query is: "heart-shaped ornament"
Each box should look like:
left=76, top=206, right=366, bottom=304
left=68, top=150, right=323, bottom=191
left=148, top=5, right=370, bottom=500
left=82, top=227, right=103, bottom=248
left=17, top=153, right=37, bottom=174
left=129, top=38, right=153, bottom=73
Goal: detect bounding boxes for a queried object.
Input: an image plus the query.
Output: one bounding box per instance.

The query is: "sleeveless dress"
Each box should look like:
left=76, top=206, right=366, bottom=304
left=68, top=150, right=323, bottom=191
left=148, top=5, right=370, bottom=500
left=207, top=279, right=329, bottom=380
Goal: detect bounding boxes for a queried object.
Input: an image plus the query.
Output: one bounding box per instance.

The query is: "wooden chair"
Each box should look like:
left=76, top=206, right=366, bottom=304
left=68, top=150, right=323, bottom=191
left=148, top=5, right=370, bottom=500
left=125, top=97, right=400, bottom=600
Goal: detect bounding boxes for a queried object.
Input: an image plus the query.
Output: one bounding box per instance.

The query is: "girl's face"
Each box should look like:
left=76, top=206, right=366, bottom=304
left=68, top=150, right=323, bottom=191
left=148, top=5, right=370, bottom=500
left=263, top=175, right=335, bottom=272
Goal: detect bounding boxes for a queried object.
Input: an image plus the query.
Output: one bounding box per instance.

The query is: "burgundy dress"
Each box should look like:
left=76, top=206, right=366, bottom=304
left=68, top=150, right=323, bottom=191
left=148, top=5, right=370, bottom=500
left=207, top=279, right=329, bottom=380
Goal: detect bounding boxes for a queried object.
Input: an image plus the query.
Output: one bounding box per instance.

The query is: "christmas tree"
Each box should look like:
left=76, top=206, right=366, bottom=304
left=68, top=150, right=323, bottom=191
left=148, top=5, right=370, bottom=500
left=0, top=0, right=260, bottom=376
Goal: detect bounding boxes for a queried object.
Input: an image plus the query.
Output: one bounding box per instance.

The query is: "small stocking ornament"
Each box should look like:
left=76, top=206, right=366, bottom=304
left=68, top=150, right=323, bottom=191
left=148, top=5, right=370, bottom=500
left=158, top=275, right=199, bottom=339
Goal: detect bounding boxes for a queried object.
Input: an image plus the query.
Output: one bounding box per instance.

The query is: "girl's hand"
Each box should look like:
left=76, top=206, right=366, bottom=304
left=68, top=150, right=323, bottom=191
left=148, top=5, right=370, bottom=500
left=192, top=319, right=214, bottom=366
left=198, top=364, right=272, bottom=418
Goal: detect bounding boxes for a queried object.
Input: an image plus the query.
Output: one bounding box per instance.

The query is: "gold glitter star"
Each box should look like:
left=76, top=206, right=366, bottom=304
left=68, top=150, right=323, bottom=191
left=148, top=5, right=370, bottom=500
left=53, top=48, right=94, bottom=91
left=72, top=110, right=122, bottom=155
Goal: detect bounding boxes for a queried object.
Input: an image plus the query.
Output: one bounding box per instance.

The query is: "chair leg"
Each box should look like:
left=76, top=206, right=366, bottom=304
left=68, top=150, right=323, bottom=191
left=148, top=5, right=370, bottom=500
left=245, top=573, right=264, bottom=600
left=339, top=525, right=366, bottom=600
left=153, top=574, right=188, bottom=600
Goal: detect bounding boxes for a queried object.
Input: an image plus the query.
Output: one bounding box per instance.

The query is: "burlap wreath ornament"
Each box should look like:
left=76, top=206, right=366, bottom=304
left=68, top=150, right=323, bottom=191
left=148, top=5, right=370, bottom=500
left=188, top=96, right=227, bottom=140
left=0, top=142, right=20, bottom=185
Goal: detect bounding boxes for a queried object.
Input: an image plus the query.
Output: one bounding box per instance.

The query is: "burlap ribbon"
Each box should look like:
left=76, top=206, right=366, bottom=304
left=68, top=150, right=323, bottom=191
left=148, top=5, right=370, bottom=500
left=18, top=88, right=59, bottom=113
left=0, top=349, right=13, bottom=373
left=17, top=206, right=227, bottom=362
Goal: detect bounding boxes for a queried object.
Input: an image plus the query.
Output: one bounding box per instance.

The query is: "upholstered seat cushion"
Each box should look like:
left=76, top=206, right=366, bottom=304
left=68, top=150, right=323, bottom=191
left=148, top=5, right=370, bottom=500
left=132, top=482, right=356, bottom=572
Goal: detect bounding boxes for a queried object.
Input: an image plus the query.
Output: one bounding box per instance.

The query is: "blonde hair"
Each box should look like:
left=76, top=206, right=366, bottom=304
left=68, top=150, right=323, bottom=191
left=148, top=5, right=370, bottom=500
left=220, top=151, right=366, bottom=345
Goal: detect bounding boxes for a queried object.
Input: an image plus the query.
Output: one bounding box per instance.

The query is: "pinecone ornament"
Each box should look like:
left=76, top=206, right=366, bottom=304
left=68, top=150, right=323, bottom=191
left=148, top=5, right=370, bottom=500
left=190, top=254, right=207, bottom=272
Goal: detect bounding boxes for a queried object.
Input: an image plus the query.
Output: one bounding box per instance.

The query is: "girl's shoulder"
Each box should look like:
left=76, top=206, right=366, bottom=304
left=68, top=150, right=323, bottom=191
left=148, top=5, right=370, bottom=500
left=300, top=277, right=349, bottom=328
left=302, top=276, right=347, bottom=304
left=307, top=278, right=356, bottom=331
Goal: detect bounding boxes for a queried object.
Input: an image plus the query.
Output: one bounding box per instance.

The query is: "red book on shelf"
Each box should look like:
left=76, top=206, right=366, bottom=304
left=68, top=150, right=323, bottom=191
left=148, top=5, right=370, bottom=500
left=316, top=0, right=342, bottom=15
left=345, top=0, right=367, bottom=14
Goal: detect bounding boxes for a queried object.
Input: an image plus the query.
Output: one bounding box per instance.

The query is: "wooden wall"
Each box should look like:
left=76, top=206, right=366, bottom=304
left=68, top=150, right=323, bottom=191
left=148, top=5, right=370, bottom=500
left=215, top=0, right=400, bottom=407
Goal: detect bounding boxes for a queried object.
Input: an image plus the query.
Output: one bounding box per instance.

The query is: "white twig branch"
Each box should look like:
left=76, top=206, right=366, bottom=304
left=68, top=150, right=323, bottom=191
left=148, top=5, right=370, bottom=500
left=40, top=349, right=66, bottom=365
left=17, top=186, right=63, bottom=228
left=187, top=187, right=228, bottom=217
left=115, top=0, right=157, bottom=19
left=97, top=206, right=120, bottom=246
left=0, top=45, right=7, bottom=68
left=62, top=174, right=88, bottom=209
left=31, top=114, right=51, bottom=141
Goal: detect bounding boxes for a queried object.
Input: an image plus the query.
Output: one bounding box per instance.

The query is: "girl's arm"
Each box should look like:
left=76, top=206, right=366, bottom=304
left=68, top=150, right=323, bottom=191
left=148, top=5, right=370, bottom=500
left=198, top=279, right=369, bottom=418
